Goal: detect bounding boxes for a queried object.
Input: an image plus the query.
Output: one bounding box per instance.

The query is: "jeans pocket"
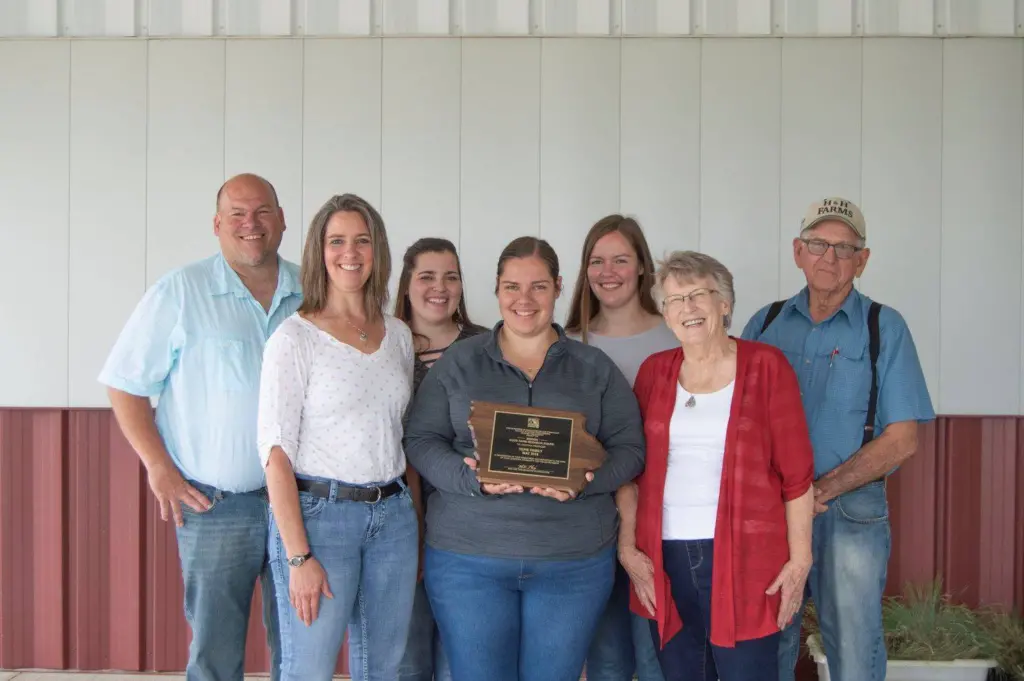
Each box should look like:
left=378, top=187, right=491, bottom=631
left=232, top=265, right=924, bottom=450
left=181, top=490, right=219, bottom=515
left=835, top=481, right=888, bottom=524
left=298, top=494, right=327, bottom=519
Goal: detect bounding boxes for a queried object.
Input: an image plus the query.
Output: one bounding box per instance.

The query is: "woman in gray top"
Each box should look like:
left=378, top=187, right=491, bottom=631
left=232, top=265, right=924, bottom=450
left=565, top=215, right=675, bottom=681
left=403, top=236, right=646, bottom=681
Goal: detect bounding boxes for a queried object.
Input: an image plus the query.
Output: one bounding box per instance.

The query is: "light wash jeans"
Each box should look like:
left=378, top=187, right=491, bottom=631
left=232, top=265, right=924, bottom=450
left=778, top=479, right=891, bottom=681
left=424, top=544, right=616, bottom=681
left=585, top=562, right=666, bottom=681
left=175, top=480, right=281, bottom=681
left=268, top=475, right=419, bottom=681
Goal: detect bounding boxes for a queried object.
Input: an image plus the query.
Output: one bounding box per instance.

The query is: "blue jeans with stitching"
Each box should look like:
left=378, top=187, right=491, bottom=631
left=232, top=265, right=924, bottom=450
left=651, top=539, right=780, bottom=681
left=175, top=480, right=281, bottom=681
left=585, top=561, right=666, bottom=681
left=778, top=479, right=891, bottom=681
left=424, top=544, right=616, bottom=681
left=396, top=579, right=452, bottom=681
left=268, top=475, right=418, bottom=681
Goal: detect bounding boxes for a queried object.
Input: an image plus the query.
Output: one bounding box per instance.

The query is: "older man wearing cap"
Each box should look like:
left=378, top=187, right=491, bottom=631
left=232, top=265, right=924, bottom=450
left=740, top=197, right=934, bottom=681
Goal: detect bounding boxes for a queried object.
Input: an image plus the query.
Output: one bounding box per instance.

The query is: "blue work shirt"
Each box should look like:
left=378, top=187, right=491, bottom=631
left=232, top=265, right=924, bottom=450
left=98, top=253, right=303, bottom=492
left=740, top=286, right=935, bottom=478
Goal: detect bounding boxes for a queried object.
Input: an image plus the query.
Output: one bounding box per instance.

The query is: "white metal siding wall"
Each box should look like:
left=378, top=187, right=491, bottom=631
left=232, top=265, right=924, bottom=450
left=0, top=35, right=1021, bottom=417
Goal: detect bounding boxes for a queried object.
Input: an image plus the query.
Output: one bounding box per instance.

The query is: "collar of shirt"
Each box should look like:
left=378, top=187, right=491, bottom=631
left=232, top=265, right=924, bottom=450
left=209, top=253, right=302, bottom=311
left=782, top=285, right=867, bottom=343
left=481, top=321, right=571, bottom=367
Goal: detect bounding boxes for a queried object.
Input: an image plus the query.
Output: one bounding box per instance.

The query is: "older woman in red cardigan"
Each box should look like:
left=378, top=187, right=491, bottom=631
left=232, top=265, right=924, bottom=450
left=616, top=251, right=815, bottom=681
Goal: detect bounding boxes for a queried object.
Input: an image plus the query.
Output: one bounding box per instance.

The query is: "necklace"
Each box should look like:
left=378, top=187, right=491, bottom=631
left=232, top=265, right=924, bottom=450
left=684, top=394, right=696, bottom=408
left=345, top=318, right=368, bottom=343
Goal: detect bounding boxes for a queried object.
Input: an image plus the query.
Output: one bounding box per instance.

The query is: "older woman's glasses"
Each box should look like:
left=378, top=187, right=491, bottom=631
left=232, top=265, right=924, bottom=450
left=800, top=238, right=862, bottom=260
left=662, top=288, right=717, bottom=310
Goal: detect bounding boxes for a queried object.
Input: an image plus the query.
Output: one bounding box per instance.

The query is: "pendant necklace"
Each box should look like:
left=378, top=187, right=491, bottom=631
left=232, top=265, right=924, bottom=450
left=345, top=318, right=369, bottom=343
left=684, top=394, right=696, bottom=408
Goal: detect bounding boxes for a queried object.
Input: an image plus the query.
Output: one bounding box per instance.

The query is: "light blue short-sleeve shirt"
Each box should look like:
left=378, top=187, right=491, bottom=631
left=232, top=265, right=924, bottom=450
left=98, top=253, right=303, bottom=492
left=740, top=286, right=935, bottom=478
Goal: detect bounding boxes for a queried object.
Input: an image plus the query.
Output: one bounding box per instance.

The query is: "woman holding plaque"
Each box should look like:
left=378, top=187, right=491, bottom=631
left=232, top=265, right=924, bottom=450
left=403, top=236, right=646, bottom=681
left=617, top=251, right=814, bottom=681
left=392, top=237, right=487, bottom=681
left=256, top=194, right=419, bottom=681
left=565, top=215, right=676, bottom=681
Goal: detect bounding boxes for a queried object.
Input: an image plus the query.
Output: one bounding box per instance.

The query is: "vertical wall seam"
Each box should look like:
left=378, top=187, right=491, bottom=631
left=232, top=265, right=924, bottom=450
left=617, top=33, right=622, bottom=214
left=696, top=37, right=703, bottom=252
left=379, top=35, right=384, bottom=211
left=537, top=36, right=543, bottom=238
left=298, top=35, right=305, bottom=260
left=937, top=37, right=945, bottom=413
left=776, top=37, right=782, bottom=299
left=66, top=41, right=72, bottom=409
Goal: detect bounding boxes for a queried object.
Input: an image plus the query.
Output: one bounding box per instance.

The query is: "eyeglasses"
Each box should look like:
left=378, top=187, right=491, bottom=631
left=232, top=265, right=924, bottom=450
left=662, top=288, right=717, bottom=310
left=800, top=238, right=863, bottom=260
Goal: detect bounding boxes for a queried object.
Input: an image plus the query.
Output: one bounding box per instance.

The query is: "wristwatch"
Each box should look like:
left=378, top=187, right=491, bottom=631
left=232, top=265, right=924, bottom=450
left=287, top=552, right=312, bottom=567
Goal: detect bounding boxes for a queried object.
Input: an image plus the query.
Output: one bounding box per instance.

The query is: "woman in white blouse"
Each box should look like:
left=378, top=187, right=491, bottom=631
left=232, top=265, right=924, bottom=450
left=256, top=193, right=418, bottom=681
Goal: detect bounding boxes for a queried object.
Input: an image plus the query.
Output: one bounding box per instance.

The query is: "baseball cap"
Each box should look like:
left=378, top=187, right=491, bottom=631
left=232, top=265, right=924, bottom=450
left=800, top=197, right=866, bottom=241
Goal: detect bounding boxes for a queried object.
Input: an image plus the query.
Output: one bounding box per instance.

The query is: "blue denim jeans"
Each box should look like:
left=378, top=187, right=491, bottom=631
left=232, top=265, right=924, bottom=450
left=778, top=479, right=891, bottom=681
left=585, top=562, right=666, bottom=681
left=174, top=480, right=280, bottom=681
left=424, top=544, right=616, bottom=681
left=268, top=476, right=419, bottom=681
left=651, top=539, right=780, bottom=681
left=396, top=579, right=452, bottom=681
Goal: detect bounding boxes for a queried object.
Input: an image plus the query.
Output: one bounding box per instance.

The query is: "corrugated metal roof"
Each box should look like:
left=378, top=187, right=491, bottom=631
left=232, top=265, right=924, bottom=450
left=0, top=0, right=1021, bottom=39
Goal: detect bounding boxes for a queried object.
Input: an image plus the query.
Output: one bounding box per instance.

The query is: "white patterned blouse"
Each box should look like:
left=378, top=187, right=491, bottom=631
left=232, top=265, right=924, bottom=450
left=256, top=312, right=415, bottom=484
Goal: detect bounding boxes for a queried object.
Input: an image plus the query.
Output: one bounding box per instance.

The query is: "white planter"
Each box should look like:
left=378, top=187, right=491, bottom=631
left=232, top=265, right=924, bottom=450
left=806, top=634, right=998, bottom=681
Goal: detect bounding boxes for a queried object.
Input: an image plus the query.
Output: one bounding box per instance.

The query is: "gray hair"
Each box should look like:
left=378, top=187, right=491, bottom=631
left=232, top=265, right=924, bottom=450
left=652, top=250, right=736, bottom=330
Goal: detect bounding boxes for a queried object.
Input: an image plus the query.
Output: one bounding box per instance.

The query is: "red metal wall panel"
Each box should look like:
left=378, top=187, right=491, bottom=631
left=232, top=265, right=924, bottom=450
left=0, top=410, right=1020, bottom=676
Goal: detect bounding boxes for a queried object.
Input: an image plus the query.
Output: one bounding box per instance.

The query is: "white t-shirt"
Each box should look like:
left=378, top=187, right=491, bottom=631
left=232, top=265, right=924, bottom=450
left=256, top=313, right=414, bottom=484
left=662, top=381, right=734, bottom=540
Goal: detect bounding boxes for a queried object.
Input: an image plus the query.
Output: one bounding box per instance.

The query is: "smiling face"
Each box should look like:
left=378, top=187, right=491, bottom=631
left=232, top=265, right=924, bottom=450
left=660, top=274, right=731, bottom=346
left=213, top=175, right=285, bottom=269
left=496, top=255, right=561, bottom=338
left=586, top=230, right=643, bottom=311
left=793, top=220, right=869, bottom=296
left=408, top=250, right=463, bottom=325
left=323, top=210, right=373, bottom=294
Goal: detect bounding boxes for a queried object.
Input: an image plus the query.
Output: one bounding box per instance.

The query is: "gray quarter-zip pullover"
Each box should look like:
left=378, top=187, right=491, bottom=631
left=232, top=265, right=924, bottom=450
left=403, top=322, right=646, bottom=560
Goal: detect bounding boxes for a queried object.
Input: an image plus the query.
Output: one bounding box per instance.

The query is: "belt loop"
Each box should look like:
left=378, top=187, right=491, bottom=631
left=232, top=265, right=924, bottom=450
left=328, top=481, right=338, bottom=503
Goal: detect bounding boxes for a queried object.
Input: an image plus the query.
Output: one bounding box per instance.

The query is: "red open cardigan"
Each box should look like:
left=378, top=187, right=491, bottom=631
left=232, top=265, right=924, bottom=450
left=630, top=339, right=814, bottom=648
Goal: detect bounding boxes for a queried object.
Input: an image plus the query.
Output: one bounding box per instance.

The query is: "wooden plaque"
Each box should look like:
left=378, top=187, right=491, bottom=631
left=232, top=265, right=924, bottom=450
left=468, top=400, right=607, bottom=494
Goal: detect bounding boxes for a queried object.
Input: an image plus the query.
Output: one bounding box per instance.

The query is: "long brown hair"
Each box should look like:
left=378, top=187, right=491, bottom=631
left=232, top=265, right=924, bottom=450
left=393, top=237, right=477, bottom=330
left=564, top=214, right=659, bottom=343
left=299, top=194, right=391, bottom=321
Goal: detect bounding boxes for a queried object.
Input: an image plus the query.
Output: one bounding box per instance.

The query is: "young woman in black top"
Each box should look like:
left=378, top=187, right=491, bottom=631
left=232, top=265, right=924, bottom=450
left=391, top=237, right=486, bottom=681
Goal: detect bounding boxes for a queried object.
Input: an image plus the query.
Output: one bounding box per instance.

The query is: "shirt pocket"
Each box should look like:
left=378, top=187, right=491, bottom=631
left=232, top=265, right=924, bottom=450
left=823, top=343, right=871, bottom=415
left=201, top=337, right=256, bottom=393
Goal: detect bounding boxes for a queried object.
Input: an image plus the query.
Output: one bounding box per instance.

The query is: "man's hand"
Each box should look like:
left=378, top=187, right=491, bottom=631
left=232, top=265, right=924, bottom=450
left=147, top=462, right=212, bottom=526
left=813, top=485, right=829, bottom=515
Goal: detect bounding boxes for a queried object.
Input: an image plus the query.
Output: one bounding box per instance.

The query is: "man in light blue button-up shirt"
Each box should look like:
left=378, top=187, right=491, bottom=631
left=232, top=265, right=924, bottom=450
left=741, top=198, right=934, bottom=681
left=99, top=173, right=302, bottom=681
